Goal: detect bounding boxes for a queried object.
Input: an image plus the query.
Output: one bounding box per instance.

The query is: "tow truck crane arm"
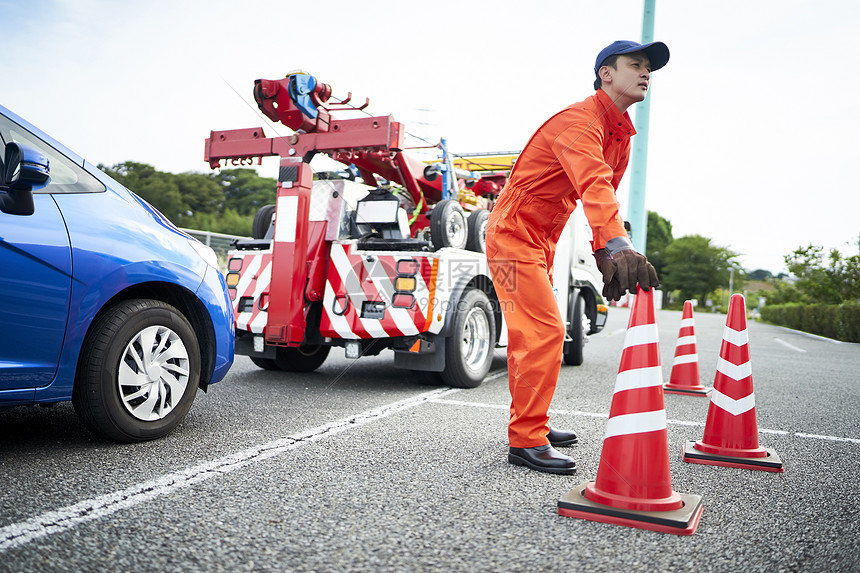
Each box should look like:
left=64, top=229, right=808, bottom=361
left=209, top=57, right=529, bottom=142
left=204, top=72, right=495, bottom=234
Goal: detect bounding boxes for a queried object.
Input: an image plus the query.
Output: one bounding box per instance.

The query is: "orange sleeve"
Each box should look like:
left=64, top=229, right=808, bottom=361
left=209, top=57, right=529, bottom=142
left=549, top=114, right=628, bottom=251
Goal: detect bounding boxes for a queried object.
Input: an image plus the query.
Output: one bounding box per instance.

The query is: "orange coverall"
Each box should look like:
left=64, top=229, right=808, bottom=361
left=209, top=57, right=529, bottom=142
left=486, top=88, right=635, bottom=448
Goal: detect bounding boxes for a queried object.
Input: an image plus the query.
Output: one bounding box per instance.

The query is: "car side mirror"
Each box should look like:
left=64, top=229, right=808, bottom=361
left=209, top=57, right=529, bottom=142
left=0, top=143, right=51, bottom=215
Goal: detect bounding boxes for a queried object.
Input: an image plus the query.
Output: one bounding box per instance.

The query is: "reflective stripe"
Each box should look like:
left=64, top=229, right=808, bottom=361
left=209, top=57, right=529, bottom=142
left=614, top=366, right=663, bottom=393
left=676, top=335, right=696, bottom=346
left=624, top=323, right=659, bottom=347
left=673, top=353, right=698, bottom=366
left=680, top=317, right=695, bottom=329
left=710, top=388, right=756, bottom=416
left=274, top=196, right=298, bottom=243
left=716, top=356, right=752, bottom=380
left=722, top=326, right=749, bottom=347
left=604, top=410, right=667, bottom=439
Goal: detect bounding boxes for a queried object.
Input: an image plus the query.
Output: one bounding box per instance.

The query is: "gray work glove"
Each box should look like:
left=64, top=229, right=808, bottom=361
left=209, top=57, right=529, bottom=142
left=594, top=237, right=660, bottom=301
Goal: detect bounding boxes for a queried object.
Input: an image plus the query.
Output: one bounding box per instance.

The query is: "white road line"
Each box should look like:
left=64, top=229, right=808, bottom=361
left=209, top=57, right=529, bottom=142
left=774, top=338, right=807, bottom=353
left=430, top=398, right=858, bottom=445
left=795, top=432, right=860, bottom=445
left=484, top=369, right=508, bottom=382
left=0, top=387, right=461, bottom=553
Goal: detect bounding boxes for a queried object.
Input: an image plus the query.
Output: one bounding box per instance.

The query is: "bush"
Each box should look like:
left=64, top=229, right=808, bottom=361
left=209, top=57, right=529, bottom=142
left=760, top=302, right=860, bottom=342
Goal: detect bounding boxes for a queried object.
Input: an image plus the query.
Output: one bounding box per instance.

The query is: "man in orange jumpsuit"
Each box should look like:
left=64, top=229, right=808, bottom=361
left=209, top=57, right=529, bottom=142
left=486, top=40, right=668, bottom=474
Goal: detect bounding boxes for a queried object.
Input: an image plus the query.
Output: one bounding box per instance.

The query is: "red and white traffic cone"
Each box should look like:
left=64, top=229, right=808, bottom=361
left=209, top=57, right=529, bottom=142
left=559, top=287, right=704, bottom=535
left=664, top=301, right=711, bottom=396
left=682, top=294, right=783, bottom=472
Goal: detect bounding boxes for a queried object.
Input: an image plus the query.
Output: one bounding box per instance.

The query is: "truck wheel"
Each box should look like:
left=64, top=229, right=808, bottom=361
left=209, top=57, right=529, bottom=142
left=442, top=288, right=495, bottom=388
left=72, top=299, right=200, bottom=443
left=274, top=344, right=331, bottom=372
left=430, top=200, right=467, bottom=250
left=563, top=294, right=588, bottom=366
left=465, top=209, right=490, bottom=253
left=250, top=357, right=279, bottom=370
left=252, top=204, right=276, bottom=240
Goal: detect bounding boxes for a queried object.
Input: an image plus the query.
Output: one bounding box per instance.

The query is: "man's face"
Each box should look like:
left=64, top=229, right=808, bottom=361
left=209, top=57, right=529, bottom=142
left=604, top=53, right=652, bottom=106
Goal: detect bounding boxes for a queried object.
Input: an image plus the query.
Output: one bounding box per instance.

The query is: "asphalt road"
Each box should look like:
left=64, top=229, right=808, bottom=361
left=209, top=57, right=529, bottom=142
left=1, top=306, right=859, bottom=572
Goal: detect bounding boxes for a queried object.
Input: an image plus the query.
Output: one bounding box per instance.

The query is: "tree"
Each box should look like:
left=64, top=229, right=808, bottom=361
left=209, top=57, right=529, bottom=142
left=175, top=172, right=224, bottom=216
left=784, top=245, right=860, bottom=304
left=645, top=211, right=673, bottom=281
left=216, top=168, right=277, bottom=216
left=748, top=269, right=773, bottom=281
left=101, top=162, right=186, bottom=222
left=662, top=235, right=740, bottom=306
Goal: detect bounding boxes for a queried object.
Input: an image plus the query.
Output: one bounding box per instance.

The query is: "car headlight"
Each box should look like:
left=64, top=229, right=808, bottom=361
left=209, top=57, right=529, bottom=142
left=188, top=238, right=219, bottom=269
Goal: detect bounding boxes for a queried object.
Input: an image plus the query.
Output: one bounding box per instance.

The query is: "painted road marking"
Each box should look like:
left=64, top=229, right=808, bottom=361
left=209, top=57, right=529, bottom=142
left=774, top=338, right=807, bottom=353
left=430, top=398, right=859, bottom=445
left=0, top=387, right=462, bottom=553
left=4, top=368, right=857, bottom=553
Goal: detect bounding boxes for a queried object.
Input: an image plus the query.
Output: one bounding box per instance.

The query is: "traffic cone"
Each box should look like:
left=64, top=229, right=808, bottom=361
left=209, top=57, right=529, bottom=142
left=559, top=287, right=704, bottom=535
left=663, top=301, right=711, bottom=396
left=682, top=294, right=783, bottom=472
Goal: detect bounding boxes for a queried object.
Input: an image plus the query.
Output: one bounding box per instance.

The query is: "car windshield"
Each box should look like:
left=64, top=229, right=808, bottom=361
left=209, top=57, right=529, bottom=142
left=0, top=111, right=105, bottom=194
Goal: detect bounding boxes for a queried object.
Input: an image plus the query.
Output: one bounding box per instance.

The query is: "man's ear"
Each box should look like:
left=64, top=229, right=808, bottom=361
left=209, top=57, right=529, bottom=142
left=599, top=65, right=613, bottom=85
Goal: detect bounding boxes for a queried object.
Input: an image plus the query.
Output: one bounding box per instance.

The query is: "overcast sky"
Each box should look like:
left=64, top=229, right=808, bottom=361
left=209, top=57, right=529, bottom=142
left=2, top=0, right=858, bottom=275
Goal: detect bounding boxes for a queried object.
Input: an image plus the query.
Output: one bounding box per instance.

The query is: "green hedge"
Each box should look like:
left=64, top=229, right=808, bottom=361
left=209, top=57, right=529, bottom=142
left=760, top=302, right=860, bottom=342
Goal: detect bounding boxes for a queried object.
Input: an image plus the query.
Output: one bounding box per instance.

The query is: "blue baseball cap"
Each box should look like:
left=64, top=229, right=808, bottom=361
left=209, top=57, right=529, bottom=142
left=594, top=40, right=670, bottom=76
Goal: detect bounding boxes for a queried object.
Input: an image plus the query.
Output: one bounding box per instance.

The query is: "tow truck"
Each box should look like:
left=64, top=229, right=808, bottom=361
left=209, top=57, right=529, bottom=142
left=205, top=72, right=607, bottom=388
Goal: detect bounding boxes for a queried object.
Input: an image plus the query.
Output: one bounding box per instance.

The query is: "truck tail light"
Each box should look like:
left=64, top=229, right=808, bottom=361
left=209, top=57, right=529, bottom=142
left=393, top=258, right=418, bottom=308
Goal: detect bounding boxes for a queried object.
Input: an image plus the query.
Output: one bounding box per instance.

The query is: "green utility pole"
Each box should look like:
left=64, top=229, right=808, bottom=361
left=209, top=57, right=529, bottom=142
left=628, top=0, right=656, bottom=253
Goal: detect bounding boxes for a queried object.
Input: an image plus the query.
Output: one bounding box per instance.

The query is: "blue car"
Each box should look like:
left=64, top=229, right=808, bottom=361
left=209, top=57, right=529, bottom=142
left=0, top=104, right=234, bottom=442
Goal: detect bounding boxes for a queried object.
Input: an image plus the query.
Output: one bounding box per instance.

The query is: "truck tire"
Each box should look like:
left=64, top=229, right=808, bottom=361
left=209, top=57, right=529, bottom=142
left=274, top=344, right=331, bottom=372
left=250, top=357, right=279, bottom=370
left=72, top=299, right=200, bottom=443
left=465, top=209, right=490, bottom=253
left=430, top=200, right=467, bottom=250
left=563, top=293, right=588, bottom=366
left=442, top=288, right=495, bottom=388
left=252, top=204, right=276, bottom=240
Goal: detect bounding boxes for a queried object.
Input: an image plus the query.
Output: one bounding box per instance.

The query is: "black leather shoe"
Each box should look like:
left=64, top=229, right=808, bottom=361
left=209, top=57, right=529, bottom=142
left=508, top=445, right=576, bottom=475
left=547, top=427, right=578, bottom=447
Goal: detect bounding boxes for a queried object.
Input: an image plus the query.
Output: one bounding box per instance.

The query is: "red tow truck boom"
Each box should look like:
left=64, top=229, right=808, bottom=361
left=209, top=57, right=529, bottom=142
left=208, top=72, right=607, bottom=387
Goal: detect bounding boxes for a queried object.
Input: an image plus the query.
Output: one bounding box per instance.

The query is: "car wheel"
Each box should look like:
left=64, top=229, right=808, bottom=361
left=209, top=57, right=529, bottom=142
left=273, top=344, right=331, bottom=372
left=465, top=209, right=490, bottom=253
left=563, top=293, right=589, bottom=366
left=430, top=200, right=468, bottom=250
left=441, top=288, right=495, bottom=388
left=72, top=299, right=201, bottom=443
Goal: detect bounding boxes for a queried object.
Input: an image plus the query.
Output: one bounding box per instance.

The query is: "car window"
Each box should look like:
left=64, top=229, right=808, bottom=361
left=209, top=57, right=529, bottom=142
left=0, top=112, right=105, bottom=194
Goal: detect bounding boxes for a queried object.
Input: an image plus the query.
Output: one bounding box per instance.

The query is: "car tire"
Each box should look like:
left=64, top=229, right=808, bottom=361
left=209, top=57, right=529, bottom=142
left=273, top=344, right=331, bottom=372
left=252, top=204, right=276, bottom=240
left=563, top=293, right=588, bottom=366
left=72, top=299, right=201, bottom=443
left=441, top=288, right=495, bottom=388
left=430, top=200, right=468, bottom=250
left=465, top=209, right=490, bottom=253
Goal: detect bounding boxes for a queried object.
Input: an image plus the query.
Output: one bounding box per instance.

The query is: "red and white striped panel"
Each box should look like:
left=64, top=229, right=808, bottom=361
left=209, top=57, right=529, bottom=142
left=319, top=243, right=437, bottom=340
left=231, top=251, right=273, bottom=334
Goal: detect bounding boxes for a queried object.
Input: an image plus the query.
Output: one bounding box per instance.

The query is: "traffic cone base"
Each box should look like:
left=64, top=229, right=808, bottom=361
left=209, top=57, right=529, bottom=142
left=682, top=441, right=784, bottom=473
left=663, top=384, right=712, bottom=397
left=559, top=482, right=704, bottom=536
left=693, top=438, right=767, bottom=458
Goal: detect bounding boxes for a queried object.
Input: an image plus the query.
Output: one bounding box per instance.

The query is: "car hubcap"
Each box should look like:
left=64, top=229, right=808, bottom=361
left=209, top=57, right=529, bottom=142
left=118, top=325, right=190, bottom=421
left=461, top=307, right=490, bottom=372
